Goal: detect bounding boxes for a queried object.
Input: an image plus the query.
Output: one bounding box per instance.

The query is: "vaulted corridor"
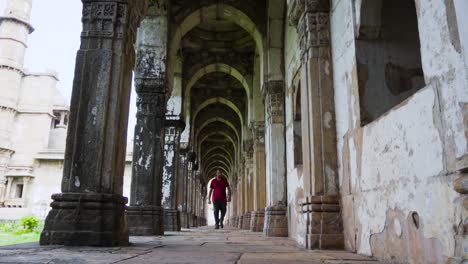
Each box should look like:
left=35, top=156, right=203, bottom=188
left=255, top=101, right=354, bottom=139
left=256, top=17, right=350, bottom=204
left=1, top=0, right=465, bottom=263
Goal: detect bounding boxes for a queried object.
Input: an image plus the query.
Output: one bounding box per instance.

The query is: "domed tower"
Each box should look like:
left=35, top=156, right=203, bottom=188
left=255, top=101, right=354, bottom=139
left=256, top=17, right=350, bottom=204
left=0, top=0, right=34, bottom=204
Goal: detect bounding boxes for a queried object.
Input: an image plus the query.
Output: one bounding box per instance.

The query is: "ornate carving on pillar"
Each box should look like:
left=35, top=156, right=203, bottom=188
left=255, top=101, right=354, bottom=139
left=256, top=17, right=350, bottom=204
left=289, top=0, right=330, bottom=56
left=265, top=80, right=285, bottom=124
left=40, top=0, right=148, bottom=246
left=252, top=122, right=265, bottom=146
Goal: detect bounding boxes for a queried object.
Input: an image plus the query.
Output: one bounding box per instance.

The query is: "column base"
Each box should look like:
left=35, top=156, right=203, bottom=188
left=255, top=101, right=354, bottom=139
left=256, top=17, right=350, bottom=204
left=250, top=210, right=265, bottom=232
left=193, top=214, right=198, bottom=227
left=237, top=215, right=244, bottom=229
left=127, top=205, right=164, bottom=236
left=263, top=206, right=288, bottom=237
left=300, top=196, right=344, bottom=250
left=242, top=212, right=251, bottom=230
left=164, top=209, right=181, bottom=231
left=40, top=193, right=129, bottom=246
left=188, top=214, right=196, bottom=228
left=180, top=211, right=188, bottom=228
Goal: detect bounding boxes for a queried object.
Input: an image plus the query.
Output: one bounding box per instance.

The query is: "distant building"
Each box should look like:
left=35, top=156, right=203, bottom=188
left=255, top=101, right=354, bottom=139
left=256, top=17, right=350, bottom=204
left=0, top=0, right=132, bottom=220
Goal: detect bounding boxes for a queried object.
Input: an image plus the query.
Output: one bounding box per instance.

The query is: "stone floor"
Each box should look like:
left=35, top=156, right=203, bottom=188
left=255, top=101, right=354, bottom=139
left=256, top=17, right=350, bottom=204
left=0, top=227, right=379, bottom=264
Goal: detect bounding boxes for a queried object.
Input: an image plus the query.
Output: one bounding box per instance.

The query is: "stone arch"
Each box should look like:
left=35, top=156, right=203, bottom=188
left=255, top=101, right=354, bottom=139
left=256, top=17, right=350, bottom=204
left=194, top=118, right=241, bottom=150
left=207, top=165, right=230, bottom=179
left=192, top=97, right=244, bottom=129
left=198, top=131, right=237, bottom=161
left=202, top=145, right=234, bottom=164
left=204, top=155, right=232, bottom=173
left=204, top=152, right=233, bottom=169
left=168, top=3, right=265, bottom=92
left=180, top=64, right=250, bottom=144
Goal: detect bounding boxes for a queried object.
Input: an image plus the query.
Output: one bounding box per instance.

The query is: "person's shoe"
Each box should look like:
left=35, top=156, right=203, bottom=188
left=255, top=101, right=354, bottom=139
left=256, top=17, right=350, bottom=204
left=220, top=222, right=224, bottom=229
left=215, top=225, right=219, bottom=229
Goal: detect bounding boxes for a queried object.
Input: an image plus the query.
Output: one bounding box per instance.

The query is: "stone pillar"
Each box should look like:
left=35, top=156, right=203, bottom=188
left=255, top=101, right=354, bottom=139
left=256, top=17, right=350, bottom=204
left=251, top=123, right=266, bottom=232
left=22, top=176, right=30, bottom=205
left=186, top=167, right=192, bottom=227
left=242, top=144, right=254, bottom=230
left=162, top=118, right=184, bottom=231
left=127, top=79, right=166, bottom=236
left=0, top=150, right=13, bottom=204
left=40, top=0, right=147, bottom=246
left=263, top=81, right=288, bottom=237
left=177, top=149, right=188, bottom=228
left=229, top=183, right=237, bottom=227
left=127, top=2, right=169, bottom=236
left=237, top=176, right=244, bottom=229
left=289, top=0, right=343, bottom=249
left=4, top=176, right=12, bottom=201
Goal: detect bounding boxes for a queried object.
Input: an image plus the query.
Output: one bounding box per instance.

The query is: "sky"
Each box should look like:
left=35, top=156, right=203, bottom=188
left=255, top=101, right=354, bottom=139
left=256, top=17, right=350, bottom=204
left=0, top=0, right=137, bottom=142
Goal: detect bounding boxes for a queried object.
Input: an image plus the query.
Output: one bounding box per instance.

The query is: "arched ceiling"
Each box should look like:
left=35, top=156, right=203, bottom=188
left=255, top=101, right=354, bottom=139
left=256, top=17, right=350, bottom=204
left=169, top=1, right=267, bottom=182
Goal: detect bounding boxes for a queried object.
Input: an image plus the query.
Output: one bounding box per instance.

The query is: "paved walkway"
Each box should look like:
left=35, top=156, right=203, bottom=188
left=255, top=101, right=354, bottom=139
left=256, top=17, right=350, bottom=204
left=0, top=227, right=379, bottom=264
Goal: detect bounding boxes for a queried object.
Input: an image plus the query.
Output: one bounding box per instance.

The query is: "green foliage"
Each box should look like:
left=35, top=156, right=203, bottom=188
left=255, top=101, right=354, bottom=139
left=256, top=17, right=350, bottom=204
left=20, top=216, right=39, bottom=232
left=0, top=218, right=43, bottom=246
left=0, top=221, right=20, bottom=233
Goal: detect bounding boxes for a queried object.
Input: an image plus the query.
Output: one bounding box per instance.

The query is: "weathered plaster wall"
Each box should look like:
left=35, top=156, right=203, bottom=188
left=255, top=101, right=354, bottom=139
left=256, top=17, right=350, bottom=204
left=331, top=0, right=468, bottom=262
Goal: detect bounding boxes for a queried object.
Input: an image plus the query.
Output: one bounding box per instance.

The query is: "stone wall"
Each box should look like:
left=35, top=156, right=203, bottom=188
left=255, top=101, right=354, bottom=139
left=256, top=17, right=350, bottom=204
left=330, top=0, right=467, bottom=262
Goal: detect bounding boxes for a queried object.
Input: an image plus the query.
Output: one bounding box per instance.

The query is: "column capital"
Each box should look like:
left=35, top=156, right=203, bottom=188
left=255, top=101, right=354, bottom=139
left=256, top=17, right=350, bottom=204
left=81, top=0, right=148, bottom=50
left=288, top=0, right=330, bottom=56
left=251, top=122, right=265, bottom=146
left=264, top=80, right=285, bottom=124
left=164, top=117, right=186, bottom=131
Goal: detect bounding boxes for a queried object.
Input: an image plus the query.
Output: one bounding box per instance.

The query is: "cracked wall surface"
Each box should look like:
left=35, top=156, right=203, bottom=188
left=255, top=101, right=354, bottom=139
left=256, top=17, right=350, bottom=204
left=330, top=0, right=468, bottom=262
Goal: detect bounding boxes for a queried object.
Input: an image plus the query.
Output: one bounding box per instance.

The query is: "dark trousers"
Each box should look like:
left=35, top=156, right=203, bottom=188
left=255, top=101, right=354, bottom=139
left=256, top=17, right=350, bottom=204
left=213, top=200, right=227, bottom=226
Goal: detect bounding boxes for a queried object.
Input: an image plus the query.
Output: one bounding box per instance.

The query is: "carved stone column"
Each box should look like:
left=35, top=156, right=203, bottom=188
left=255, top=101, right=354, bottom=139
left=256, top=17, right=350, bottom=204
left=250, top=123, right=266, bottom=232
left=40, top=0, right=147, bottom=246
left=237, top=174, right=244, bottom=229
left=177, top=148, right=188, bottom=228
left=229, top=182, right=237, bottom=227
left=162, top=118, right=185, bottom=231
left=263, top=81, right=288, bottom=237
left=289, top=0, right=343, bottom=249
left=187, top=168, right=196, bottom=227
left=127, top=1, right=168, bottom=236
left=242, top=142, right=254, bottom=230
left=127, top=79, right=166, bottom=236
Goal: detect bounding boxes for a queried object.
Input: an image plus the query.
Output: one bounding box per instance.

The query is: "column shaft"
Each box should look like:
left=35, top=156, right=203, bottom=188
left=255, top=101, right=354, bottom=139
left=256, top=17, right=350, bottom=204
left=127, top=2, right=169, bottom=236
left=41, top=0, right=147, bottom=246
left=162, top=119, right=184, bottom=231
left=263, top=80, right=288, bottom=237
left=290, top=0, right=344, bottom=249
